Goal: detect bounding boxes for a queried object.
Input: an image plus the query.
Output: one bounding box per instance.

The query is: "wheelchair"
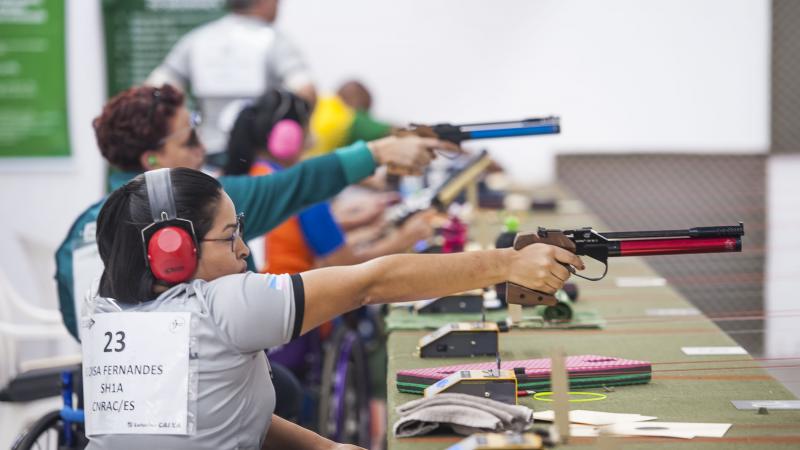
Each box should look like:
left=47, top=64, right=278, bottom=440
left=5, top=367, right=86, bottom=450
left=270, top=306, right=383, bottom=448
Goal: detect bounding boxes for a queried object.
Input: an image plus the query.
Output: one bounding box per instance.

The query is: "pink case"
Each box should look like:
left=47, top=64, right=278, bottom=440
left=398, top=355, right=651, bottom=380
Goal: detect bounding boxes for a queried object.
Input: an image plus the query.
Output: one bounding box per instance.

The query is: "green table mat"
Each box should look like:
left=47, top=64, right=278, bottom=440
left=385, top=308, right=605, bottom=332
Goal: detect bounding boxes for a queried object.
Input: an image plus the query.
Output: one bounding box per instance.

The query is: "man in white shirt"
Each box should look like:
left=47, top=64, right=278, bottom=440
left=147, top=0, right=316, bottom=161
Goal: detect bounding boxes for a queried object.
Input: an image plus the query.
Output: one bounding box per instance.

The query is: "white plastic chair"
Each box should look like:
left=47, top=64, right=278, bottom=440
left=17, top=232, right=61, bottom=310
left=0, top=269, right=75, bottom=387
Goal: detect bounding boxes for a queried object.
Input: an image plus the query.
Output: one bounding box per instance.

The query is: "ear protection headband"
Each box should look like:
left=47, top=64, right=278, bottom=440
left=265, top=90, right=311, bottom=160
left=140, top=169, right=198, bottom=283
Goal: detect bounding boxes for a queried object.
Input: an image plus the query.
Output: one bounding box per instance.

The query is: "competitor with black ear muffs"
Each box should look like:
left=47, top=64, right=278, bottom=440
left=82, top=167, right=583, bottom=450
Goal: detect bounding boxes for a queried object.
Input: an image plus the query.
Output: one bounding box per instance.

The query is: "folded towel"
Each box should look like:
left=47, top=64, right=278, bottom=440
left=394, top=393, right=534, bottom=438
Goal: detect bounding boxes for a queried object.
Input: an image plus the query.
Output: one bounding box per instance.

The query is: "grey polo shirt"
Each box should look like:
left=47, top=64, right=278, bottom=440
left=83, top=272, right=305, bottom=450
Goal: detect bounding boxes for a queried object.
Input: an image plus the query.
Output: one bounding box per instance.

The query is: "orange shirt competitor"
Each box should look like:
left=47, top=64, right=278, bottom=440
left=249, top=160, right=345, bottom=274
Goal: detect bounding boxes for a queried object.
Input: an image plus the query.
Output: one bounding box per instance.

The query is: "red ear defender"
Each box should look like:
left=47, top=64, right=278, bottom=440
left=142, top=168, right=200, bottom=284
left=147, top=226, right=197, bottom=283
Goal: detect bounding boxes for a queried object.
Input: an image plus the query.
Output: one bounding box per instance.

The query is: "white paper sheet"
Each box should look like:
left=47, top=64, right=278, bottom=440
left=606, top=423, right=696, bottom=439
left=569, top=424, right=600, bottom=437
left=607, top=421, right=731, bottom=439
left=732, top=400, right=800, bottom=410
left=533, top=410, right=657, bottom=426
left=535, top=412, right=732, bottom=439
left=681, top=346, right=747, bottom=355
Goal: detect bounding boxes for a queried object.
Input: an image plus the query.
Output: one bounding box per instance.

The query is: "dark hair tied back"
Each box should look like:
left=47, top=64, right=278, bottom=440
left=223, top=89, right=311, bottom=175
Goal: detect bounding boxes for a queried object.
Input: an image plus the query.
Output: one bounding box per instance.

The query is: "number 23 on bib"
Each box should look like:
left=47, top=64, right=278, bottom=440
left=81, top=312, right=198, bottom=435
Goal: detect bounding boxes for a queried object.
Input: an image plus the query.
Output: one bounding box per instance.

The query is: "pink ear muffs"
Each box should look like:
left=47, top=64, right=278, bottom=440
left=267, top=119, right=304, bottom=160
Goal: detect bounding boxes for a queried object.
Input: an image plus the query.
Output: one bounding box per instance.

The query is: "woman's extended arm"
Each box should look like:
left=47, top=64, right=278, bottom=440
left=299, top=244, right=584, bottom=335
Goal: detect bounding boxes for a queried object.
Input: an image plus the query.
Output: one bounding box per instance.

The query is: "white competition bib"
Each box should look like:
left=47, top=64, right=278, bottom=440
left=82, top=312, right=194, bottom=435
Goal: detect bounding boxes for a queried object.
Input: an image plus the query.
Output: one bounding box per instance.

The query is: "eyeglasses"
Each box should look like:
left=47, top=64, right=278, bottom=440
left=202, top=213, right=245, bottom=252
left=154, top=111, right=203, bottom=149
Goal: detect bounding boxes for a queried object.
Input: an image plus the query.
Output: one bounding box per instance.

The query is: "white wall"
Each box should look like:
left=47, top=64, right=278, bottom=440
left=765, top=155, right=800, bottom=359
left=279, top=0, right=770, bottom=184
left=0, top=0, right=106, bottom=306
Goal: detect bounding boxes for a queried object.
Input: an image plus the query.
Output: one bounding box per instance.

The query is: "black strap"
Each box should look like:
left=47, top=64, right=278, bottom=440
left=290, top=274, right=306, bottom=340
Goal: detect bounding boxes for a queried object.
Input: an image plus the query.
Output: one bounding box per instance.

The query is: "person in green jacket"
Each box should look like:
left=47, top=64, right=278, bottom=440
left=55, top=83, right=456, bottom=341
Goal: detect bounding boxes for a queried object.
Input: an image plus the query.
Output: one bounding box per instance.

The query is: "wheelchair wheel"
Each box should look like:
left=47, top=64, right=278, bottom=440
left=317, top=326, right=371, bottom=447
left=11, top=409, right=86, bottom=450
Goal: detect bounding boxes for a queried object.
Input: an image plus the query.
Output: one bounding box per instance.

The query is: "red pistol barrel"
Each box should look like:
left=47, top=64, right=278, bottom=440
left=612, top=236, right=742, bottom=257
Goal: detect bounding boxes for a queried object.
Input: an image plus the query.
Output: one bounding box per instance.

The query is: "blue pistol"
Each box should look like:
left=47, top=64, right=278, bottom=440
left=397, top=116, right=560, bottom=144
